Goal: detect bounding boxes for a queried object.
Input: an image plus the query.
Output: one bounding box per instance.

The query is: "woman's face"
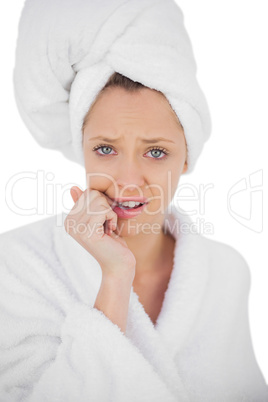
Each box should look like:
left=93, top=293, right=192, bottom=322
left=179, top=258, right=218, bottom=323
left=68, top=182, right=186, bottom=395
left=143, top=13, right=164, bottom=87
left=83, top=87, right=187, bottom=237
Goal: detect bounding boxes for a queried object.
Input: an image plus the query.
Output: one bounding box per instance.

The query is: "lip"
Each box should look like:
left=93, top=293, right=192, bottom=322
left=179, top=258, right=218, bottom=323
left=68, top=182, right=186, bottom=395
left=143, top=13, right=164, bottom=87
left=111, top=197, right=148, bottom=204
left=113, top=203, right=147, bottom=219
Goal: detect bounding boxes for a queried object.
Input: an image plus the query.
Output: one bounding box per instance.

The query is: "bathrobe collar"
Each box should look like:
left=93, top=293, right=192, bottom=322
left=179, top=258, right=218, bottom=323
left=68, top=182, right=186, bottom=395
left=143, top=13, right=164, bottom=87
left=54, top=204, right=209, bottom=400
left=125, top=204, right=209, bottom=399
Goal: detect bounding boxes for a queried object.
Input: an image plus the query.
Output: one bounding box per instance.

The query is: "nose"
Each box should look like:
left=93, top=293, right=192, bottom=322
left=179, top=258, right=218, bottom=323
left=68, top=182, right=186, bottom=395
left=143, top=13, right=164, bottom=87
left=116, top=157, right=145, bottom=192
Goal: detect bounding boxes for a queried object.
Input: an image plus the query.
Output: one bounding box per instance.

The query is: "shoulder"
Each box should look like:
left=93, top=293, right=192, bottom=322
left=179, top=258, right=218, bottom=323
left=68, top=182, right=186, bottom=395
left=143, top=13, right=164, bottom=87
left=0, top=215, right=60, bottom=246
left=0, top=214, right=63, bottom=294
left=0, top=214, right=66, bottom=267
left=200, top=235, right=251, bottom=295
left=0, top=214, right=58, bottom=254
left=0, top=215, right=68, bottom=348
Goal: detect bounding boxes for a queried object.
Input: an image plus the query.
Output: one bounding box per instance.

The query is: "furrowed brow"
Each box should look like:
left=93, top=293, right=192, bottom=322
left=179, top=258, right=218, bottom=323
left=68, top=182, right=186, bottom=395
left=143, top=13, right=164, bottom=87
left=88, top=136, right=175, bottom=144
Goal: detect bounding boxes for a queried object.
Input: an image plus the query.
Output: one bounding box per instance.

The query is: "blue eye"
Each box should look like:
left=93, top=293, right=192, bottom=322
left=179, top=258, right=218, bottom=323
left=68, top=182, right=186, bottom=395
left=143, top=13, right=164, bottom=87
left=92, top=144, right=169, bottom=159
left=146, top=148, right=167, bottom=159
left=93, top=145, right=116, bottom=156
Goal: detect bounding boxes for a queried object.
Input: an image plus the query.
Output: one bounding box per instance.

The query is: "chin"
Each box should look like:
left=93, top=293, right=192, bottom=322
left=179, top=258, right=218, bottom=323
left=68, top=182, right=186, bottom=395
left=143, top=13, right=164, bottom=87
left=115, top=219, right=142, bottom=237
left=115, top=217, right=162, bottom=238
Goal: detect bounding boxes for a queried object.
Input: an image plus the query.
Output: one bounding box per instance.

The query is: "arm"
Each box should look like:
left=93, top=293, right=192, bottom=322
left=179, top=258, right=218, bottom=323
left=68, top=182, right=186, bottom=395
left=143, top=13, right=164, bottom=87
left=202, top=244, right=268, bottom=401
left=93, top=271, right=135, bottom=334
left=227, top=259, right=268, bottom=401
left=0, top=251, right=177, bottom=402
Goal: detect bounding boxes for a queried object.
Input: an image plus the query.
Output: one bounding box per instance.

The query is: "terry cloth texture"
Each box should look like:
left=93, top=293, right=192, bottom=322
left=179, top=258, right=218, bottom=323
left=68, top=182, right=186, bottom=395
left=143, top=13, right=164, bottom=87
left=1, top=205, right=268, bottom=401
left=13, top=0, right=212, bottom=173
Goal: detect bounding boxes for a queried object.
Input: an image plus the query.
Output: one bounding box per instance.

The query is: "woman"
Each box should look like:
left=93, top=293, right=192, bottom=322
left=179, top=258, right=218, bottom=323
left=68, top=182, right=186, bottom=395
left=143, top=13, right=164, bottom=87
left=1, top=1, right=268, bottom=401
left=68, top=73, right=188, bottom=334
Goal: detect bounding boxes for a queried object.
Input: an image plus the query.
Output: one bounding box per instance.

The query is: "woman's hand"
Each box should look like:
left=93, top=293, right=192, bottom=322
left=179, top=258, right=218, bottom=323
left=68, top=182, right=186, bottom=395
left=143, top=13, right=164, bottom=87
left=64, top=186, right=136, bottom=278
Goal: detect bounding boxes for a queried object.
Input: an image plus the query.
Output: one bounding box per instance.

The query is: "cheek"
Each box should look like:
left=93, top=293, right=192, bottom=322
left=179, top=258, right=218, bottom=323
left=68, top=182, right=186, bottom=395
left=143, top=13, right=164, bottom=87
left=151, top=164, right=180, bottom=191
left=84, top=155, right=116, bottom=189
left=85, top=171, right=116, bottom=193
left=84, top=155, right=115, bottom=175
left=157, top=168, right=181, bottom=208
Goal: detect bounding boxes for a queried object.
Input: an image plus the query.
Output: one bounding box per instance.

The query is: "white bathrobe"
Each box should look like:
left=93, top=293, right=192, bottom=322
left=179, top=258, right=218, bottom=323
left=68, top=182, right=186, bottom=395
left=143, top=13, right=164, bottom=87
left=0, top=204, right=267, bottom=402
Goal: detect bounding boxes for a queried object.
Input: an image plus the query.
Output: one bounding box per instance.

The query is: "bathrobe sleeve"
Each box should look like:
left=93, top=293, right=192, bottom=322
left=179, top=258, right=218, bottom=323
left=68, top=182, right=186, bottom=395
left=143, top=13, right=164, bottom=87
left=224, top=251, right=268, bottom=401
left=0, top=235, right=178, bottom=402
left=178, top=239, right=268, bottom=401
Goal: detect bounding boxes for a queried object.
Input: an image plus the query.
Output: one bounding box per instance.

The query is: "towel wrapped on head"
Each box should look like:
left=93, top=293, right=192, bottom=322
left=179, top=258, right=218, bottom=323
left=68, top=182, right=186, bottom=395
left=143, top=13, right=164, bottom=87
left=13, top=0, right=212, bottom=174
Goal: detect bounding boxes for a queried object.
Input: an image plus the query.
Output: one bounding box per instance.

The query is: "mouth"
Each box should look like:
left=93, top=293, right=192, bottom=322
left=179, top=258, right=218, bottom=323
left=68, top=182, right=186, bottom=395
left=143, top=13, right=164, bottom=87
left=110, top=198, right=149, bottom=219
left=117, top=201, right=148, bottom=210
left=111, top=197, right=149, bottom=209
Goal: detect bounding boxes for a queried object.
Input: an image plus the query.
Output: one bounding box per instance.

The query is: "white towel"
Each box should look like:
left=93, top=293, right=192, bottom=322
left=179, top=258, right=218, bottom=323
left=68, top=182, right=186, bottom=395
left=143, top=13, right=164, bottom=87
left=13, top=0, right=212, bottom=173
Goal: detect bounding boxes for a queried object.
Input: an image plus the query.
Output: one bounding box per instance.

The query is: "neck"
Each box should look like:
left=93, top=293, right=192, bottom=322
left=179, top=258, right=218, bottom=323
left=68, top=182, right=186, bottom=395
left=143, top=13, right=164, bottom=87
left=123, top=228, right=175, bottom=279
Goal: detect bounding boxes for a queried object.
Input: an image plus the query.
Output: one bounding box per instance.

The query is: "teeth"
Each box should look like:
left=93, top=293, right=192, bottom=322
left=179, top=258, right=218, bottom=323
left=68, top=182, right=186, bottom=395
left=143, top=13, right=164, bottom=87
left=118, top=201, right=144, bottom=208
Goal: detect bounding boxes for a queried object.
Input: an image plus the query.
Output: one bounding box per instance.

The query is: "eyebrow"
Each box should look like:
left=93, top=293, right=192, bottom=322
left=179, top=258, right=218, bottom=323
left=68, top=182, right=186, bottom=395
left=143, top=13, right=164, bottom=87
left=88, top=136, right=175, bottom=144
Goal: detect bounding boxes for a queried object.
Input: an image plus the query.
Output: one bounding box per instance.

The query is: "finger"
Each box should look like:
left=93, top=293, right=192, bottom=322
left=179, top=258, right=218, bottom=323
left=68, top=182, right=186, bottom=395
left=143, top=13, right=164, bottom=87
left=107, top=218, right=117, bottom=233
left=103, top=220, right=112, bottom=236
left=90, top=204, right=117, bottom=234
left=97, top=192, right=117, bottom=209
left=82, top=206, right=117, bottom=241
left=103, top=207, right=118, bottom=232
left=69, top=187, right=92, bottom=217
left=88, top=195, right=117, bottom=223
left=83, top=188, right=117, bottom=210
left=84, top=212, right=107, bottom=240
left=70, top=186, right=83, bottom=203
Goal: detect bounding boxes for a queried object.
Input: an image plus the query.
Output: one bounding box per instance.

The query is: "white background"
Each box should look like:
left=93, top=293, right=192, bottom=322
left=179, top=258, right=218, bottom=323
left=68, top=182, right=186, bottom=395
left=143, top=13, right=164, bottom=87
left=0, top=0, right=267, bottom=383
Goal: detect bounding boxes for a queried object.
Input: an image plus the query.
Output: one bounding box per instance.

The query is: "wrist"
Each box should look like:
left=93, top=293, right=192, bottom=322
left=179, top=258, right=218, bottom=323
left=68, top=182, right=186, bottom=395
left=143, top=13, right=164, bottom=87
left=102, top=267, right=135, bottom=283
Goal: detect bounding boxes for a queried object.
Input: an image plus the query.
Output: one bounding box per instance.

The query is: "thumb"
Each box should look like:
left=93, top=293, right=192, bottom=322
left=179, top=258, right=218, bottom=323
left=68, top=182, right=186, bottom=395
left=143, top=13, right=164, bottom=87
left=70, top=186, right=83, bottom=204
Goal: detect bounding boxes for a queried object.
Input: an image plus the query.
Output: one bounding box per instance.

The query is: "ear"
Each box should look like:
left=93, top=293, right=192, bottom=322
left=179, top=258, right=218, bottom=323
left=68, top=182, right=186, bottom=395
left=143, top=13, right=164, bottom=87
left=182, top=160, right=188, bottom=174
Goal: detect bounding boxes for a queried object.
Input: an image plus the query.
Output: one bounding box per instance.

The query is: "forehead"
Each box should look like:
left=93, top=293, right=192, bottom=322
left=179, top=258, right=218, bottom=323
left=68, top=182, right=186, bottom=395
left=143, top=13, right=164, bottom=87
left=84, top=87, right=182, bottom=134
